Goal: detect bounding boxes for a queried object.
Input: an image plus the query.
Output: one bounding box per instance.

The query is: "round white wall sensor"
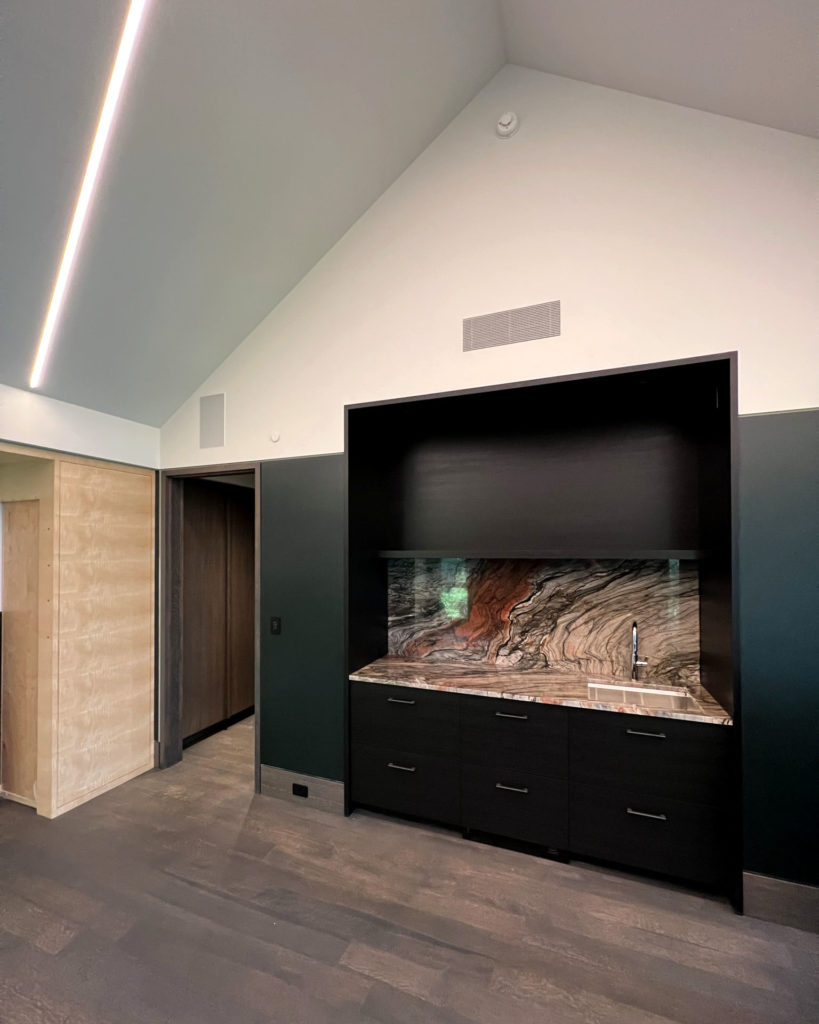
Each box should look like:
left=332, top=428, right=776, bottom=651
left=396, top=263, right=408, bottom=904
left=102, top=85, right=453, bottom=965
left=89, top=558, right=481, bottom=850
left=496, top=111, right=519, bottom=138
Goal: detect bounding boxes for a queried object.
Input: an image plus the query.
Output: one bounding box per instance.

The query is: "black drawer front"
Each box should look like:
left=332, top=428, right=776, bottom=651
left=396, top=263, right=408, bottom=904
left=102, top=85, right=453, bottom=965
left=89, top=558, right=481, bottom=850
left=461, top=696, right=568, bottom=778
left=570, top=782, right=730, bottom=886
left=351, top=682, right=459, bottom=756
left=462, top=764, right=568, bottom=848
left=570, top=709, right=733, bottom=805
left=351, top=746, right=459, bottom=824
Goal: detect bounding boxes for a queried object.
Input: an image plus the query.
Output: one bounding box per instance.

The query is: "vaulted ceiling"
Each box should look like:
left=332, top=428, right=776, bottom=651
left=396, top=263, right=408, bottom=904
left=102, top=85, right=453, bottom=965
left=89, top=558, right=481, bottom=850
left=1, top=1, right=815, bottom=426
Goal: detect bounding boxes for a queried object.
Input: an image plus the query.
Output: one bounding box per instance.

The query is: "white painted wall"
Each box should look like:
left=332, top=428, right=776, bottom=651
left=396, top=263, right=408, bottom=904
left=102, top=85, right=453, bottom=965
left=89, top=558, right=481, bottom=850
left=0, top=382, right=159, bottom=467
left=161, top=65, right=818, bottom=467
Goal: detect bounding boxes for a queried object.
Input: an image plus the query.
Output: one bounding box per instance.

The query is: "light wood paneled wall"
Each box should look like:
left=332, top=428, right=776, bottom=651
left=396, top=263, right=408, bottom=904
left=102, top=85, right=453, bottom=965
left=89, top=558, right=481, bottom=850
left=1, top=500, right=40, bottom=804
left=0, top=443, right=155, bottom=818
left=52, top=460, right=155, bottom=815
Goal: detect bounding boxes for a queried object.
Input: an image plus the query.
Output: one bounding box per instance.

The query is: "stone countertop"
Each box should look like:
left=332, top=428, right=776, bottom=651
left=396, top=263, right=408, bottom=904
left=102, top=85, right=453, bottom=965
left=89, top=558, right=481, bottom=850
left=349, top=657, right=732, bottom=726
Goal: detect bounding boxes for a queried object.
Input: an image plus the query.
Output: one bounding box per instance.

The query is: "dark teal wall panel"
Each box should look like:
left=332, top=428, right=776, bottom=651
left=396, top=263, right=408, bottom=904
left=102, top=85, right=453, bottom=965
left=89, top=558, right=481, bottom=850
left=739, top=410, right=819, bottom=886
left=259, top=454, right=345, bottom=781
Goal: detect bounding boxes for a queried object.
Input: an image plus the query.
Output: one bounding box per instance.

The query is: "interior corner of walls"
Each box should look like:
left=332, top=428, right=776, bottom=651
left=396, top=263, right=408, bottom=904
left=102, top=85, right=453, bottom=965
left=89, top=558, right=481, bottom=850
left=159, top=388, right=209, bottom=468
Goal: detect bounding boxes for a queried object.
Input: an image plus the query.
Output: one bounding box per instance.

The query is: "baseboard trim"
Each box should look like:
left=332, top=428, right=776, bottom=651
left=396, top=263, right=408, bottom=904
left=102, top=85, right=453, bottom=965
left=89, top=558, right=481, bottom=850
left=49, top=759, right=155, bottom=819
left=0, top=789, right=37, bottom=809
left=743, top=872, right=819, bottom=933
left=183, top=706, right=254, bottom=750
left=260, top=765, right=344, bottom=815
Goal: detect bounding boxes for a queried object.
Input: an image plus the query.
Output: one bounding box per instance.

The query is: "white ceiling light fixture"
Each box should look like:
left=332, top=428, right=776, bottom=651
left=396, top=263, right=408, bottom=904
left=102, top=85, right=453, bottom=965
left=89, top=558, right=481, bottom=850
left=29, top=0, right=151, bottom=390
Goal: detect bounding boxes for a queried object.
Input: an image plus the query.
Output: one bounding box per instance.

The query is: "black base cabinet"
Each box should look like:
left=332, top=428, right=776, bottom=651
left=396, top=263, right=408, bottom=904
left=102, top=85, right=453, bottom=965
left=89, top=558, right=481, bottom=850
left=569, top=708, right=733, bottom=803
left=570, top=782, right=728, bottom=886
left=568, top=708, right=735, bottom=888
left=351, top=682, right=459, bottom=755
left=350, top=682, right=461, bottom=825
left=460, top=695, right=568, bottom=777
left=461, top=766, right=568, bottom=848
left=460, top=696, right=568, bottom=848
left=351, top=746, right=459, bottom=823
left=350, top=681, right=735, bottom=892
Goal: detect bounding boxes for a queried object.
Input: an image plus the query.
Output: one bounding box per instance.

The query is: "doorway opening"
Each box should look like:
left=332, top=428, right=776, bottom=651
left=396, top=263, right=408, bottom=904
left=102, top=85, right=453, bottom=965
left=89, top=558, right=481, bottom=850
left=0, top=450, right=52, bottom=810
left=160, top=463, right=260, bottom=789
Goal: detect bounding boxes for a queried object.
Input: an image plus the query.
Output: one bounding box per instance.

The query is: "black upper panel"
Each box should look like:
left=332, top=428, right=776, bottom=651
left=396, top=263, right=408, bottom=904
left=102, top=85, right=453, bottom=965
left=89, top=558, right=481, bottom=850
left=347, top=359, right=730, bottom=558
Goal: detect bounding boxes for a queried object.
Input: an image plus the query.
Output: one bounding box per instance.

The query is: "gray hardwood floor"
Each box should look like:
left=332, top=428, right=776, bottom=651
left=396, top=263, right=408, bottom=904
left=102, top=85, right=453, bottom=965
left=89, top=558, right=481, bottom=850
left=1, top=718, right=816, bottom=1023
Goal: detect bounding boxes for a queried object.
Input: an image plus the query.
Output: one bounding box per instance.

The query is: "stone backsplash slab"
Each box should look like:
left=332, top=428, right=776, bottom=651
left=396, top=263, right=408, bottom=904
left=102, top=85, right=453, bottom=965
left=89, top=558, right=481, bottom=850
left=388, top=558, right=700, bottom=687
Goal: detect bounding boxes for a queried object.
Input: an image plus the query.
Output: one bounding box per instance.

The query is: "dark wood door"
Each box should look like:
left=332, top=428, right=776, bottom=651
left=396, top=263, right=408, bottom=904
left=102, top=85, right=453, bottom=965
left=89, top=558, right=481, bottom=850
left=181, top=479, right=255, bottom=742
left=227, top=486, right=255, bottom=717
left=181, top=479, right=228, bottom=740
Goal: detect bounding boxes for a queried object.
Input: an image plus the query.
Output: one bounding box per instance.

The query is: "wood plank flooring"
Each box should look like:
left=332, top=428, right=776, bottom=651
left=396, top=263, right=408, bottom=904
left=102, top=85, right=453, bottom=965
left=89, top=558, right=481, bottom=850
left=1, top=718, right=816, bottom=1023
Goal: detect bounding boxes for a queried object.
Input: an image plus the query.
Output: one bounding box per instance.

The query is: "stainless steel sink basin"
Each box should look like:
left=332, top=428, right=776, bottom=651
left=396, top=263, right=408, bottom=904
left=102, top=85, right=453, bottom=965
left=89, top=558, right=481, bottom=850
left=587, top=682, right=701, bottom=713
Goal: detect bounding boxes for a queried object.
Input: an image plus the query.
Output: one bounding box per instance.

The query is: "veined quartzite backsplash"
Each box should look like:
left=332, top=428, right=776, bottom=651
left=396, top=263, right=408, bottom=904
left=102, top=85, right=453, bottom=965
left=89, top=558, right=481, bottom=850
left=388, top=559, right=700, bottom=686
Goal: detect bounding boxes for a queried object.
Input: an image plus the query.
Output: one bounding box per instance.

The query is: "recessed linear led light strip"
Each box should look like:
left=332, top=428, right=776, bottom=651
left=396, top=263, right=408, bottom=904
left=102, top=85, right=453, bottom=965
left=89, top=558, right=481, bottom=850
left=29, top=0, right=150, bottom=390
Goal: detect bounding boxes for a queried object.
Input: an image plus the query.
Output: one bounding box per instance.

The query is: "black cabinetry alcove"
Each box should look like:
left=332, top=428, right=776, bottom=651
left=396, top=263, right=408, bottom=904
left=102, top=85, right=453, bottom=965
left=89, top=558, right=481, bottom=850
left=346, top=354, right=739, bottom=897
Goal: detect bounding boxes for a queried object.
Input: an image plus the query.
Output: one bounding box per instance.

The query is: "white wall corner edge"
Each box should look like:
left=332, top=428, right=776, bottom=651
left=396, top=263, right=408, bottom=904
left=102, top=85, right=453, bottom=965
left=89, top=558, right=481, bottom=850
left=0, top=381, right=160, bottom=468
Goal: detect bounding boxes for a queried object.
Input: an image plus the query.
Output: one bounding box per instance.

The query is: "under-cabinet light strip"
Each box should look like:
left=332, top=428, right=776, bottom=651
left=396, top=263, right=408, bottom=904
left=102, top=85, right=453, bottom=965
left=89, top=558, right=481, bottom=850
left=29, top=0, right=151, bottom=390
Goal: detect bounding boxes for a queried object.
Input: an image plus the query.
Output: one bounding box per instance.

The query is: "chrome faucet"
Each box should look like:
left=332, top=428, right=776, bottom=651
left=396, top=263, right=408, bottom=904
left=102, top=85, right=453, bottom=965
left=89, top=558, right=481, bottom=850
left=631, top=621, right=648, bottom=681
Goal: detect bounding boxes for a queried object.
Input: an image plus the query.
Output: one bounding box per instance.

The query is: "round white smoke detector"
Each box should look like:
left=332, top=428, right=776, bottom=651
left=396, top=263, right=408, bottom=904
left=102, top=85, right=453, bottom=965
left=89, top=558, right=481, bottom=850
left=496, top=111, right=519, bottom=138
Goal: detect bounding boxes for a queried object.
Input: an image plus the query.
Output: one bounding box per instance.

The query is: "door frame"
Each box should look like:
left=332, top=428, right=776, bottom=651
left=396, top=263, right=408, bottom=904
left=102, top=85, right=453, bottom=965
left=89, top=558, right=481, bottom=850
left=0, top=498, right=41, bottom=806
left=159, top=461, right=261, bottom=790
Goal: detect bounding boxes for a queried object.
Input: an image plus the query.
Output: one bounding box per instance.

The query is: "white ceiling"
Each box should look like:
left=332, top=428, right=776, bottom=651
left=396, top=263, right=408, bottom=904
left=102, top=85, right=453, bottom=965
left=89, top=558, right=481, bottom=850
left=501, top=0, right=818, bottom=138
left=0, top=1, right=815, bottom=427
left=0, top=1, right=504, bottom=425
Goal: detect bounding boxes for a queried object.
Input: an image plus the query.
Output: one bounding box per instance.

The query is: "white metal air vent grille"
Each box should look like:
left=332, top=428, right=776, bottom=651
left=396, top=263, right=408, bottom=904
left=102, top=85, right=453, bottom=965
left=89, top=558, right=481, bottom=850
left=463, top=300, right=561, bottom=352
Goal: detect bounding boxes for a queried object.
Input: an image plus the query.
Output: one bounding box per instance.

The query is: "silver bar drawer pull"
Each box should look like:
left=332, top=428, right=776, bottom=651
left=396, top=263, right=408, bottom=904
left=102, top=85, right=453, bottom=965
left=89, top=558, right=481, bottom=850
left=627, top=807, right=667, bottom=821
left=387, top=762, right=416, bottom=772
left=387, top=697, right=416, bottom=705
left=626, top=728, right=666, bottom=739
left=496, top=783, right=529, bottom=794
left=495, top=711, right=528, bottom=720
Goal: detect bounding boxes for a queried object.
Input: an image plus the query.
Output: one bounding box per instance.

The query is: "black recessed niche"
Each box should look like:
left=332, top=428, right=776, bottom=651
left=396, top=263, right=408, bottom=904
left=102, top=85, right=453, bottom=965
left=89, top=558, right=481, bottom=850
left=346, top=354, right=737, bottom=716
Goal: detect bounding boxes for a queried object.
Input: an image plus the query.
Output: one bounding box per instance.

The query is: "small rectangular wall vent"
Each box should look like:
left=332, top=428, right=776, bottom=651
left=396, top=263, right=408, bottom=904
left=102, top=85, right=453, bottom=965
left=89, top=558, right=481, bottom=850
left=463, top=300, right=561, bottom=352
left=199, top=393, right=225, bottom=448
